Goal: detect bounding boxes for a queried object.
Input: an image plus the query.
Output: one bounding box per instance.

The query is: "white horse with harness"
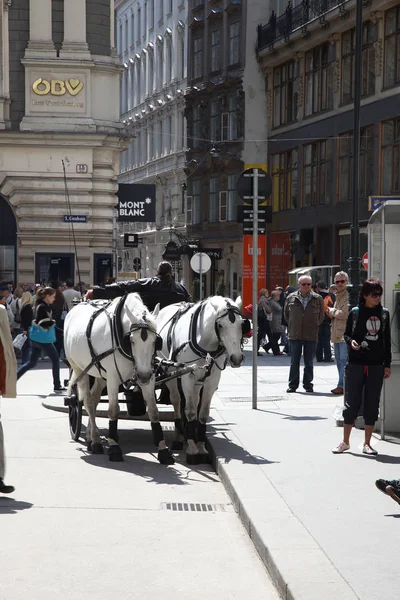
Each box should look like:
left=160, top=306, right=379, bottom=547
left=156, top=296, right=250, bottom=464
left=64, top=293, right=174, bottom=464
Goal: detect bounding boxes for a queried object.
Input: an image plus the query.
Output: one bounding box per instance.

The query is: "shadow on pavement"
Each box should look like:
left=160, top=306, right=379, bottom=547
left=207, top=426, right=279, bottom=466
left=0, top=498, right=33, bottom=514
left=257, top=407, right=327, bottom=421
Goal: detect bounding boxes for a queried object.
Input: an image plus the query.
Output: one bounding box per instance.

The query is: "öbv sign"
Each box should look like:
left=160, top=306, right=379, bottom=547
left=32, top=78, right=84, bottom=97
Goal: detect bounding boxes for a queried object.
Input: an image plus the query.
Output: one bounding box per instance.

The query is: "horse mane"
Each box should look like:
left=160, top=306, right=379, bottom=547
left=121, top=292, right=157, bottom=330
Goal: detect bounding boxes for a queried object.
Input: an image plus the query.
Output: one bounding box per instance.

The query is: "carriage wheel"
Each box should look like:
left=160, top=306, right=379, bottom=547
left=68, top=384, right=83, bottom=441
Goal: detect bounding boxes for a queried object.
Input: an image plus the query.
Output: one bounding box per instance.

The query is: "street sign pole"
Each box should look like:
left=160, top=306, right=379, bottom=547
left=252, top=170, right=259, bottom=411
left=199, top=252, right=203, bottom=301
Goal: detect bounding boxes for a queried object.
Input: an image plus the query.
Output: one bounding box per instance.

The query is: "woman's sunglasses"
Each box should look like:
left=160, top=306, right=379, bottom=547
left=369, top=292, right=382, bottom=298
left=335, top=279, right=346, bottom=284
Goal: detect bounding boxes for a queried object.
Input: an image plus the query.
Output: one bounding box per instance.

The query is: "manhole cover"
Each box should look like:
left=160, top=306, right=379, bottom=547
left=161, top=502, right=228, bottom=512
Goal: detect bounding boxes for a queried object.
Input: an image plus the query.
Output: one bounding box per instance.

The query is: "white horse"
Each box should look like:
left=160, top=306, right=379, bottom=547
left=156, top=296, right=250, bottom=464
left=64, top=293, right=174, bottom=464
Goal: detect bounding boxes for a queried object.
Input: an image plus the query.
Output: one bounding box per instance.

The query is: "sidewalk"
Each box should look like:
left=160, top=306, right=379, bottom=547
left=207, top=349, right=400, bottom=600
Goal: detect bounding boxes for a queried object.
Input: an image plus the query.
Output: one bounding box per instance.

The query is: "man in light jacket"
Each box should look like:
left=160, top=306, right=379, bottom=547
left=284, top=275, right=324, bottom=393
left=0, top=292, right=17, bottom=493
left=327, top=271, right=349, bottom=395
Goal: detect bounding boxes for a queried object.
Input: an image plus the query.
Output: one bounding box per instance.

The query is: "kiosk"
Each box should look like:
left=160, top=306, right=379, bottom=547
left=368, top=201, right=400, bottom=436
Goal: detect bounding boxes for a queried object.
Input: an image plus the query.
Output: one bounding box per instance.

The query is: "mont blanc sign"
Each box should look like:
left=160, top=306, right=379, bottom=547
left=117, top=184, right=156, bottom=223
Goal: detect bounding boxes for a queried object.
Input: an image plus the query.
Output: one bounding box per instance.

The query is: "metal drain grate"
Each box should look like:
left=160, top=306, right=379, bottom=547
left=161, top=502, right=227, bottom=512
left=223, top=396, right=285, bottom=403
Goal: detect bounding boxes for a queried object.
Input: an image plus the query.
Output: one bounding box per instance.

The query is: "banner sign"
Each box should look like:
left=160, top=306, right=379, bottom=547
left=242, top=234, right=267, bottom=309
left=368, top=196, right=400, bottom=211
left=117, top=184, right=156, bottom=223
left=64, top=215, right=87, bottom=223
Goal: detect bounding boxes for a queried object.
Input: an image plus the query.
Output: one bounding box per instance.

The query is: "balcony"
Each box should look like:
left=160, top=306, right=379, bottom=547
left=257, top=0, right=351, bottom=51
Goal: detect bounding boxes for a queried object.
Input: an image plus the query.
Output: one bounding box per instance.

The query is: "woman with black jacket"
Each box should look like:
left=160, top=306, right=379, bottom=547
left=17, top=287, right=65, bottom=392
left=332, top=279, right=391, bottom=456
left=19, top=291, right=34, bottom=365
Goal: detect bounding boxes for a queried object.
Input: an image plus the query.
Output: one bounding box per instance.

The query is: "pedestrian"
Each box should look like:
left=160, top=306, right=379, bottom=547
left=375, top=478, right=400, bottom=505
left=50, top=281, right=67, bottom=358
left=327, top=271, right=349, bottom=395
left=10, top=285, right=24, bottom=334
left=284, top=275, right=325, bottom=393
left=315, top=280, right=333, bottom=363
left=0, top=284, right=15, bottom=331
left=264, top=290, right=283, bottom=355
left=62, top=279, right=80, bottom=311
left=0, top=290, right=17, bottom=494
left=17, top=287, right=66, bottom=392
left=19, top=291, right=34, bottom=365
left=257, top=288, right=273, bottom=356
left=332, top=279, right=391, bottom=455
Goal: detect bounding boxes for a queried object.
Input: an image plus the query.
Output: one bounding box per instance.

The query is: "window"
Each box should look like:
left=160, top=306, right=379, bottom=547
left=167, top=39, right=173, bottom=83
left=227, top=174, right=240, bottom=221
left=341, top=22, right=376, bottom=104
left=130, top=14, right=134, bottom=46
left=302, top=140, right=334, bottom=206
left=273, top=61, right=299, bottom=127
left=148, top=52, right=154, bottom=93
left=219, top=191, right=227, bottom=221
left=210, top=100, right=221, bottom=142
left=167, top=0, right=172, bottom=13
left=148, top=125, right=153, bottom=160
left=271, top=149, right=299, bottom=212
left=209, top=177, right=219, bottom=222
left=159, top=0, right=164, bottom=23
left=193, top=35, right=203, bottom=79
left=144, top=1, right=147, bottom=36
left=118, top=23, right=122, bottom=55
left=338, top=126, right=374, bottom=202
left=305, top=44, right=334, bottom=116
left=228, top=96, right=239, bottom=140
left=211, top=29, right=221, bottom=72
left=229, top=22, right=240, bottom=65
left=150, top=0, right=154, bottom=29
left=125, top=20, right=129, bottom=52
left=384, top=6, right=400, bottom=88
left=137, top=8, right=141, bottom=40
left=192, top=106, right=202, bottom=148
left=189, top=180, right=201, bottom=225
left=158, top=42, right=164, bottom=88
left=179, top=34, right=185, bottom=80
left=135, top=62, right=141, bottom=105
left=381, top=118, right=400, bottom=194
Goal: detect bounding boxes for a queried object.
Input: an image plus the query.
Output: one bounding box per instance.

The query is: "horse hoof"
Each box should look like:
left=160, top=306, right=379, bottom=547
left=87, top=441, right=92, bottom=452
left=91, top=442, right=104, bottom=454
left=197, top=453, right=212, bottom=465
left=108, top=446, right=123, bottom=462
left=158, top=448, right=175, bottom=465
left=171, top=440, right=184, bottom=451
left=186, top=453, right=199, bottom=465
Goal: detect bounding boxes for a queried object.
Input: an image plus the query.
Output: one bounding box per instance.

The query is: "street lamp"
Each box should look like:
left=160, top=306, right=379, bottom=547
left=348, top=0, right=363, bottom=308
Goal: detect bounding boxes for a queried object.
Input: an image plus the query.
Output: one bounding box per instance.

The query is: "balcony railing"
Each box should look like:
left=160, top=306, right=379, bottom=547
left=257, top=0, right=350, bottom=51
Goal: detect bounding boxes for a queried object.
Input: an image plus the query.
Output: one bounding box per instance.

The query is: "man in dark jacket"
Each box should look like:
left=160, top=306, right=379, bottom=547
left=315, top=281, right=333, bottom=363
left=284, top=275, right=324, bottom=393
left=90, top=261, right=191, bottom=310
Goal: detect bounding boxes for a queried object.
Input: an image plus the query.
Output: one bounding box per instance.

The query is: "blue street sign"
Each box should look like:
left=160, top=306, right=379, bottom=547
left=63, top=215, right=87, bottom=223
left=368, top=196, right=400, bottom=211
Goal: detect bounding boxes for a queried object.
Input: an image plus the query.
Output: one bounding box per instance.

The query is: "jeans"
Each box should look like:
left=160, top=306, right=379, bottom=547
left=288, top=340, right=316, bottom=390
left=264, top=332, right=281, bottom=355
left=21, top=337, right=31, bottom=365
left=316, top=323, right=332, bottom=361
left=334, top=342, right=348, bottom=388
left=257, top=320, right=272, bottom=351
left=17, top=341, right=61, bottom=388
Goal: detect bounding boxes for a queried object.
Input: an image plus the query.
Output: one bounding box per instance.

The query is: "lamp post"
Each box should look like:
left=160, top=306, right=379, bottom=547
left=348, top=0, right=363, bottom=308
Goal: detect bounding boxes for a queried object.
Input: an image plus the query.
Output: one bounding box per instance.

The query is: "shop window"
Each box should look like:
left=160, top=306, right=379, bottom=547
left=271, top=149, right=298, bottom=212
left=341, top=21, right=376, bottom=105
left=338, top=126, right=374, bottom=202
left=302, top=139, right=334, bottom=207
left=381, top=117, right=400, bottom=194
left=384, top=5, right=400, bottom=88
left=305, top=43, right=334, bottom=116
left=273, top=60, right=299, bottom=127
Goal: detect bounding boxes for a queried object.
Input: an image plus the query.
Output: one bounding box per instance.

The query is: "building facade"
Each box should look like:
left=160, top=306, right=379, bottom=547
left=0, top=0, right=125, bottom=286
left=257, top=0, right=400, bottom=279
left=184, top=0, right=246, bottom=299
left=115, top=0, right=188, bottom=282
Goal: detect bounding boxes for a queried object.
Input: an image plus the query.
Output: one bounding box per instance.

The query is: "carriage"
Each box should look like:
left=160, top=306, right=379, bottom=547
left=63, top=286, right=250, bottom=466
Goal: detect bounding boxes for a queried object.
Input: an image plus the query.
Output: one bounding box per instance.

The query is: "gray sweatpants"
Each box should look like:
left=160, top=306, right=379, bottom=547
left=0, top=419, right=5, bottom=480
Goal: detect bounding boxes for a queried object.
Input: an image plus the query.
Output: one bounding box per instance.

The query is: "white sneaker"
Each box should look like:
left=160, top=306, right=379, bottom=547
left=362, top=444, right=378, bottom=455
left=332, top=442, right=350, bottom=454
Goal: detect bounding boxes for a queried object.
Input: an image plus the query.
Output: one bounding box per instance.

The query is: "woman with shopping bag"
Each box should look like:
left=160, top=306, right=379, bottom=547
left=17, top=291, right=34, bottom=365
left=17, top=287, right=66, bottom=392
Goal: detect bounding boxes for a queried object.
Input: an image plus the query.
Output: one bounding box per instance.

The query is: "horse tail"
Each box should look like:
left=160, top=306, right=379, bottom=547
left=67, top=360, right=81, bottom=396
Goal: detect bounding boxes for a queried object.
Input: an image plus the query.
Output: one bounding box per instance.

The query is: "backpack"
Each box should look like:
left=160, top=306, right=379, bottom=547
left=351, top=306, right=389, bottom=336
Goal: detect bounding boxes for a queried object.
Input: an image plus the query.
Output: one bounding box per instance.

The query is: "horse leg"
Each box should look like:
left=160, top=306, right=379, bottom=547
left=79, top=376, right=103, bottom=454
left=142, top=380, right=174, bottom=466
left=196, top=370, right=220, bottom=464
left=88, top=378, right=105, bottom=454
left=107, top=376, right=123, bottom=462
left=168, top=379, right=185, bottom=452
left=180, top=374, right=201, bottom=465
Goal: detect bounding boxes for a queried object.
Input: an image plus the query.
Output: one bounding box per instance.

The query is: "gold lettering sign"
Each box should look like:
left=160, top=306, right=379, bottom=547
left=32, top=78, right=84, bottom=97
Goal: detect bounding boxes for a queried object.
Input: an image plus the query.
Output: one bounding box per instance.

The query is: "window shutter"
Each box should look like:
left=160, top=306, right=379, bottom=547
left=221, top=112, right=229, bottom=141
left=186, top=196, right=193, bottom=225
left=219, top=191, right=227, bottom=221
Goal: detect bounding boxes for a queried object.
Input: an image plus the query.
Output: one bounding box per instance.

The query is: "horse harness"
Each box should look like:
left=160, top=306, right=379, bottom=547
left=74, top=295, right=160, bottom=384
left=165, top=299, right=243, bottom=377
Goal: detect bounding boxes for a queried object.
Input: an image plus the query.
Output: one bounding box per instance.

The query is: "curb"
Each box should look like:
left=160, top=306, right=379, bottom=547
left=207, top=409, right=360, bottom=600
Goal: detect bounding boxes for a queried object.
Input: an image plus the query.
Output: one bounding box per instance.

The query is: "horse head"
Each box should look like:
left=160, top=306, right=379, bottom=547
left=209, top=297, right=245, bottom=367
left=123, top=294, right=159, bottom=385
